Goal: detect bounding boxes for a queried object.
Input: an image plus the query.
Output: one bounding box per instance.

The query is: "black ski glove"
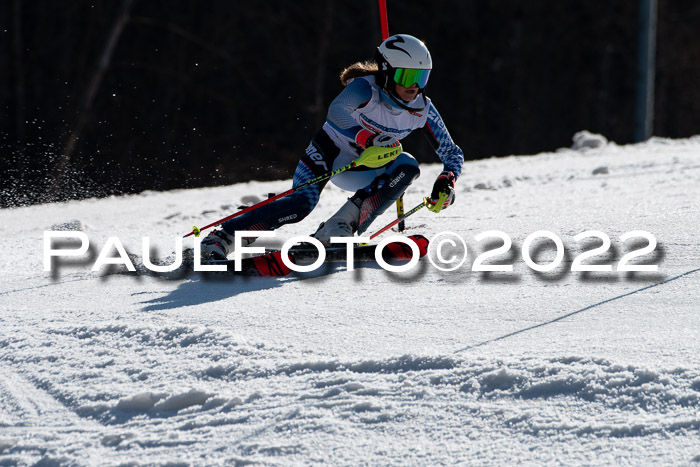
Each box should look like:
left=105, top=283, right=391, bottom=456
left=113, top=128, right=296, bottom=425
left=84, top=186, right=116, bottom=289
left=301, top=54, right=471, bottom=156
left=427, top=170, right=456, bottom=213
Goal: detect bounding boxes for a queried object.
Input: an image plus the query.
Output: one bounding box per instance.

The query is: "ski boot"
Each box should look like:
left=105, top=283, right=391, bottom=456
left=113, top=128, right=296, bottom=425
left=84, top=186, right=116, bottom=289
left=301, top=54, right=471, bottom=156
left=200, top=229, right=235, bottom=260
left=312, top=199, right=360, bottom=245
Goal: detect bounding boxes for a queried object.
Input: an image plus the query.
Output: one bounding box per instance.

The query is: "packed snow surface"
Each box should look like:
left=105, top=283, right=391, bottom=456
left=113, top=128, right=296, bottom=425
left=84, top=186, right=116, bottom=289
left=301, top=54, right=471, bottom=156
left=1, top=136, right=699, bottom=465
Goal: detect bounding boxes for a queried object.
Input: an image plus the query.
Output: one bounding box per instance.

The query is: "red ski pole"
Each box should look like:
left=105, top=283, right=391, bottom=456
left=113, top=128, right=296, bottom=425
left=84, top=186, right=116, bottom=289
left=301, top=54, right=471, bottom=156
left=369, top=199, right=427, bottom=240
left=184, top=162, right=353, bottom=238
left=184, top=143, right=403, bottom=238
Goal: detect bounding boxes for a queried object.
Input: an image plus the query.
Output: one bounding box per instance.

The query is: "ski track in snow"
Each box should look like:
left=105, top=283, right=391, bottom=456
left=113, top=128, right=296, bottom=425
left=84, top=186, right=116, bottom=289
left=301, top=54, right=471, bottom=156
left=1, top=136, right=700, bottom=465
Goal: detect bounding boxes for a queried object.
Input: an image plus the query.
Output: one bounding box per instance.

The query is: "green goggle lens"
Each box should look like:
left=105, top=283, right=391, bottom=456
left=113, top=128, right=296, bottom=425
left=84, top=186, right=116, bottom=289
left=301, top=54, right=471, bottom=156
left=393, top=68, right=431, bottom=89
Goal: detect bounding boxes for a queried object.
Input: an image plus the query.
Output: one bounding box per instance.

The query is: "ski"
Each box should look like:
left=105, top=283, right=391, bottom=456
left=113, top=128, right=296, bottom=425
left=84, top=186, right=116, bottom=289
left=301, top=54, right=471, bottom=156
left=209, top=234, right=429, bottom=276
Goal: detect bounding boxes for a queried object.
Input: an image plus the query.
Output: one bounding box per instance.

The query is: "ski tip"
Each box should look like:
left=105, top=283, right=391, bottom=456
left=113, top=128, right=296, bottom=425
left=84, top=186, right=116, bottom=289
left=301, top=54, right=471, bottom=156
left=381, top=234, right=430, bottom=261
left=251, top=251, right=293, bottom=277
left=408, top=234, right=430, bottom=257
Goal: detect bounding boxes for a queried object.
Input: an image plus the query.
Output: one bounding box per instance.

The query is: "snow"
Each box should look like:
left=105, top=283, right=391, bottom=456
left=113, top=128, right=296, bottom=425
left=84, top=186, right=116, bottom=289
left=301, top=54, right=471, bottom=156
left=1, top=135, right=699, bottom=465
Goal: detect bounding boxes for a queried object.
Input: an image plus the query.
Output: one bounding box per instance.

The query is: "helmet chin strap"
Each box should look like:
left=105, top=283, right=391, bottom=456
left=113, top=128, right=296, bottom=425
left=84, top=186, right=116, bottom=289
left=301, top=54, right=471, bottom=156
left=385, top=86, right=429, bottom=112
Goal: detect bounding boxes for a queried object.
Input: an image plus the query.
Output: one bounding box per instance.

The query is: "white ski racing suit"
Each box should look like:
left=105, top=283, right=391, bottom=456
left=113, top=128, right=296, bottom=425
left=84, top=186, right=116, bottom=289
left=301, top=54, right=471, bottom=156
left=221, top=74, right=464, bottom=235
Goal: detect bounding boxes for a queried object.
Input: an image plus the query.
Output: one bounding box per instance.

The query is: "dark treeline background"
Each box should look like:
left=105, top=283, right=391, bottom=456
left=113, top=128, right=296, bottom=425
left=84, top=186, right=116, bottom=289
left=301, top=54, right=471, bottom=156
left=1, top=1, right=699, bottom=207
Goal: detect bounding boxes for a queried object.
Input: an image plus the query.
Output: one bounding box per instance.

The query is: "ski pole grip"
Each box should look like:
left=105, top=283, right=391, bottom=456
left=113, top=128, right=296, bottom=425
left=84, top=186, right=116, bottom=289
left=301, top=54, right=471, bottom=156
left=426, top=192, right=449, bottom=213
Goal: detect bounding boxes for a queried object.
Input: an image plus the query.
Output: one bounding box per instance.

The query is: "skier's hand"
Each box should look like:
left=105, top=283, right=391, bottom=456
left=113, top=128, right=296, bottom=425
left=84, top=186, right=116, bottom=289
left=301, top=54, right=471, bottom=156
left=356, top=129, right=399, bottom=149
left=354, top=130, right=402, bottom=169
left=426, top=170, right=456, bottom=213
left=368, top=134, right=400, bottom=148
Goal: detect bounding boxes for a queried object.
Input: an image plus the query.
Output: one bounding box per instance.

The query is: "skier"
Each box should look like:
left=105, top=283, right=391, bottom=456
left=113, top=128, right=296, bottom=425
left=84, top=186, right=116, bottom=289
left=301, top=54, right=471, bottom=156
left=201, top=33, right=464, bottom=260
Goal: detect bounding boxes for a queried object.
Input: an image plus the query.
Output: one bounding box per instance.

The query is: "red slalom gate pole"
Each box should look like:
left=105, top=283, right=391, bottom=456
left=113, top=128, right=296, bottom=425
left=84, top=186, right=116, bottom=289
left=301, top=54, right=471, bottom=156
left=378, top=0, right=389, bottom=40
left=378, top=0, right=407, bottom=231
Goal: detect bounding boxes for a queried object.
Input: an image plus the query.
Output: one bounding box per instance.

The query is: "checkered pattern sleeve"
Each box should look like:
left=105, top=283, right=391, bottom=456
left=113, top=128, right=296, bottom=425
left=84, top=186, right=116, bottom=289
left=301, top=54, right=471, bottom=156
left=325, top=78, right=373, bottom=140
left=422, top=102, right=464, bottom=178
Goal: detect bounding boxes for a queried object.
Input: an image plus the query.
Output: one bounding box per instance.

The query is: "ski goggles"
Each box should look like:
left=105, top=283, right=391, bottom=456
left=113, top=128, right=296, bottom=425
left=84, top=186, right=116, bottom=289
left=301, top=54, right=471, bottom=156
left=393, top=67, right=431, bottom=89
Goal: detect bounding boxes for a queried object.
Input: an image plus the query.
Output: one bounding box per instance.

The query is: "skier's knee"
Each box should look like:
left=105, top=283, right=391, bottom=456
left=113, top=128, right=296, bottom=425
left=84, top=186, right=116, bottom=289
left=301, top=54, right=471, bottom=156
left=391, top=152, right=419, bottom=172
left=386, top=162, right=420, bottom=191
left=282, top=193, right=312, bottom=224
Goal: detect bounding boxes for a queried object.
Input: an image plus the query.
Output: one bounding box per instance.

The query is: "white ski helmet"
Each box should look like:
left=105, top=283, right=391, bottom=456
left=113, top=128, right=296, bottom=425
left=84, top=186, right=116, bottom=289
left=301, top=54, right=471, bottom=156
left=375, top=34, right=432, bottom=92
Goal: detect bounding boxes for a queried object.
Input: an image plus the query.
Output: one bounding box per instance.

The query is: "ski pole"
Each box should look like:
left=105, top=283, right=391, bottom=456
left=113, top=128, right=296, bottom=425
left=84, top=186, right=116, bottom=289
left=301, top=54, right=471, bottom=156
left=185, top=143, right=402, bottom=238
left=369, top=199, right=427, bottom=240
